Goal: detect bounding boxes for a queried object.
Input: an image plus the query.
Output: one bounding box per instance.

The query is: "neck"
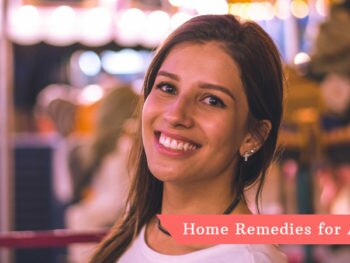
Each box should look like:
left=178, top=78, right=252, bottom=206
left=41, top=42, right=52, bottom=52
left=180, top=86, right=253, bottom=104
left=149, top=178, right=251, bottom=251
left=160, top=179, right=250, bottom=215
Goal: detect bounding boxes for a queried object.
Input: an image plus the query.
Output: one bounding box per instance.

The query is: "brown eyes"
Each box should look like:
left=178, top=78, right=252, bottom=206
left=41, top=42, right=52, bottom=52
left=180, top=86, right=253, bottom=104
left=154, top=82, right=227, bottom=108
left=155, top=82, right=176, bottom=94
left=203, top=96, right=226, bottom=108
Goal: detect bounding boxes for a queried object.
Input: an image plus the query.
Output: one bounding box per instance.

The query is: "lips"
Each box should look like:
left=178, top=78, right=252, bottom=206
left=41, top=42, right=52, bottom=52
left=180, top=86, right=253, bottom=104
left=155, top=131, right=201, bottom=152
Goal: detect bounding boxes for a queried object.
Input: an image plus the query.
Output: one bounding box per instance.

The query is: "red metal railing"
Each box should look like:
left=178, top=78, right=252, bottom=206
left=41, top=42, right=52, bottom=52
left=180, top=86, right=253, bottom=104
left=0, top=229, right=108, bottom=248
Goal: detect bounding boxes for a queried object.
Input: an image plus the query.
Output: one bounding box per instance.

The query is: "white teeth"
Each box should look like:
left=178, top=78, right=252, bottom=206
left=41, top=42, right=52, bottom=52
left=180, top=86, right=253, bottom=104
left=160, top=135, right=165, bottom=145
left=170, top=140, right=177, bottom=149
left=158, top=133, right=197, bottom=151
left=183, top=143, right=189, bottom=151
left=164, top=137, right=171, bottom=147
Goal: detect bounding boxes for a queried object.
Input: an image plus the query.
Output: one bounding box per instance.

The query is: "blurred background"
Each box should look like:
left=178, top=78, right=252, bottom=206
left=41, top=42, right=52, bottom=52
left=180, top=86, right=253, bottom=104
left=0, top=0, right=349, bottom=262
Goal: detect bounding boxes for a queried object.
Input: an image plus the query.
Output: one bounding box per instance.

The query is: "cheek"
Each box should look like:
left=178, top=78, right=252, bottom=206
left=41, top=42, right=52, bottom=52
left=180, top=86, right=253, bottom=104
left=142, top=95, right=159, bottom=139
left=203, top=114, right=243, bottom=149
left=141, top=97, right=152, bottom=141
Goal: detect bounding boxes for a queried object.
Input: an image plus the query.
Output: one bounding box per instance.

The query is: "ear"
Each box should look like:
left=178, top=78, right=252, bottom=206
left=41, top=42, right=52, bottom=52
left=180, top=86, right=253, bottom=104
left=239, top=120, right=272, bottom=157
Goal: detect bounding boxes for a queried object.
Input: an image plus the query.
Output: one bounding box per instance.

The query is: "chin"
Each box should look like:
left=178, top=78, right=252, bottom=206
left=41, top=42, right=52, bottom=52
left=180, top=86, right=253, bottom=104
left=149, top=165, right=184, bottom=183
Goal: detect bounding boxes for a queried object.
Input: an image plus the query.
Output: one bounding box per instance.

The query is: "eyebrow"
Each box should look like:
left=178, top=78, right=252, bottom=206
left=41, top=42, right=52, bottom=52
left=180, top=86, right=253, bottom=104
left=157, top=70, right=236, bottom=101
left=198, top=82, right=236, bottom=101
left=157, top=70, right=180, bottom=81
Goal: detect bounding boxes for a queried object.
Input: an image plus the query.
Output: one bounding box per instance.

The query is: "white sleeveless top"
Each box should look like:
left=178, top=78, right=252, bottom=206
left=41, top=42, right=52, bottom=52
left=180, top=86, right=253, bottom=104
left=118, top=227, right=287, bottom=263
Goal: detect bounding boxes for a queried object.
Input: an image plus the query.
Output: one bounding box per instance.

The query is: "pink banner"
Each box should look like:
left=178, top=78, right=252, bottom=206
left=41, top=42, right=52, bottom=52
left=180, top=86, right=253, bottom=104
left=157, top=214, right=350, bottom=244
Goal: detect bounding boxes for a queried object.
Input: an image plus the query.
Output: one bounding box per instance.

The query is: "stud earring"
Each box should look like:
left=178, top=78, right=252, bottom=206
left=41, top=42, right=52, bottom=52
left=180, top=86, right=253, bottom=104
left=243, top=148, right=255, bottom=162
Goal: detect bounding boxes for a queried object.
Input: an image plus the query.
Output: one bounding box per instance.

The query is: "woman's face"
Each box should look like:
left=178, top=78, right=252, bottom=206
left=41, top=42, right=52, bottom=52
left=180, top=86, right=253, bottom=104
left=142, top=42, right=250, bottom=185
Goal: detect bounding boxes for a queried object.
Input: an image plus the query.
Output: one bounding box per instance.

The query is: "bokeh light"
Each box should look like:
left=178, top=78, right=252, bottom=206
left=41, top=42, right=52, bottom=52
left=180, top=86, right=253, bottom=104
left=45, top=6, right=77, bottom=46
left=115, top=8, right=146, bottom=46
left=194, top=0, right=228, bottom=15
left=316, top=0, right=328, bottom=16
left=78, top=7, right=112, bottom=46
left=8, top=5, right=42, bottom=45
left=78, top=84, right=104, bottom=105
left=294, top=52, right=311, bottom=65
left=101, top=49, right=145, bottom=75
left=290, top=0, right=309, bottom=19
left=141, top=10, right=170, bottom=48
left=274, top=1, right=291, bottom=20
left=77, top=7, right=112, bottom=46
left=78, top=51, right=101, bottom=77
left=170, top=12, right=192, bottom=30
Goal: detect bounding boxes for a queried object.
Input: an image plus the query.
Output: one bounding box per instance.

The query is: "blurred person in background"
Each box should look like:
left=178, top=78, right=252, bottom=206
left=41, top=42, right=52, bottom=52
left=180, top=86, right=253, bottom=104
left=65, top=85, right=139, bottom=263
left=90, top=14, right=286, bottom=263
left=35, top=84, right=79, bottom=226
left=308, top=0, right=350, bottom=216
left=308, top=1, right=350, bottom=261
left=35, top=84, right=78, bottom=138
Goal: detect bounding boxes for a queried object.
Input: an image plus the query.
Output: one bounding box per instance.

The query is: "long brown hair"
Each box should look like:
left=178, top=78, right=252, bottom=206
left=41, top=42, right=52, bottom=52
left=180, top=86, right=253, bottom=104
left=89, top=14, right=283, bottom=263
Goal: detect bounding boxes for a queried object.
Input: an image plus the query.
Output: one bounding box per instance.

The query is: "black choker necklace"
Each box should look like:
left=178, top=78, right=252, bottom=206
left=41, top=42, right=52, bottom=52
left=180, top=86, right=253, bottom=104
left=157, top=196, right=241, bottom=237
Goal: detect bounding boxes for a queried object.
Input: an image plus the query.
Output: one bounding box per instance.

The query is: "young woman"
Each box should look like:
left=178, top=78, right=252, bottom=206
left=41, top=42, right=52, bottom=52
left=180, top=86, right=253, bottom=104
left=90, top=14, right=287, bottom=263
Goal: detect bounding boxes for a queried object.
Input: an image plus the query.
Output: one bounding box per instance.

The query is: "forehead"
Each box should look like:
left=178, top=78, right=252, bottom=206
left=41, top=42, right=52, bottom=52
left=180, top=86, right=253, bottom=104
left=158, top=42, right=243, bottom=89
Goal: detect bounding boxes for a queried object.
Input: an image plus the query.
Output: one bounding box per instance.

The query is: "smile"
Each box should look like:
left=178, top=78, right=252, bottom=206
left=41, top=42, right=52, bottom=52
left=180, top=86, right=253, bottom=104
left=158, top=133, right=199, bottom=151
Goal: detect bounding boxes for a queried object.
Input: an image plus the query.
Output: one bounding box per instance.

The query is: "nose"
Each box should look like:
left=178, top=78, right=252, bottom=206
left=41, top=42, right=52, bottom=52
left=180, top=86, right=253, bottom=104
left=163, top=96, right=194, bottom=128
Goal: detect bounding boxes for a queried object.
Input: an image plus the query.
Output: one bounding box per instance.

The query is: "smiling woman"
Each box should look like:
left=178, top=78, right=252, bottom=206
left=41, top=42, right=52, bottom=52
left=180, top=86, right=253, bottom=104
left=142, top=42, right=249, bottom=186
left=90, top=14, right=286, bottom=263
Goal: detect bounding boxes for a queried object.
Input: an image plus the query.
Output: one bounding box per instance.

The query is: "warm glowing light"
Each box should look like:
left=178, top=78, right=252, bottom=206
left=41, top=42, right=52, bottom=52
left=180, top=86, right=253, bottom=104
left=115, top=8, right=146, bottom=46
left=147, top=10, right=170, bottom=30
left=294, top=52, right=310, bottom=65
left=229, top=3, right=241, bottom=17
left=248, top=3, right=265, bottom=21
left=241, top=3, right=250, bottom=20
left=229, top=3, right=250, bottom=20
left=263, top=2, right=275, bottom=20
left=78, top=84, right=104, bottom=105
left=78, top=51, right=101, bottom=76
left=290, top=0, right=309, bottom=19
left=142, top=10, right=170, bottom=47
left=99, top=0, right=116, bottom=7
left=168, top=0, right=196, bottom=9
left=45, top=6, right=77, bottom=45
left=195, top=0, right=228, bottom=15
left=101, top=49, right=145, bottom=75
left=78, top=7, right=112, bottom=46
left=52, top=5, right=75, bottom=18
left=294, top=108, right=318, bottom=124
left=274, top=1, right=291, bottom=20
left=8, top=5, right=42, bottom=44
left=230, top=2, right=274, bottom=21
left=12, top=5, right=40, bottom=25
left=170, top=12, right=192, bottom=30
left=316, top=0, right=327, bottom=16
left=169, top=0, right=183, bottom=7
